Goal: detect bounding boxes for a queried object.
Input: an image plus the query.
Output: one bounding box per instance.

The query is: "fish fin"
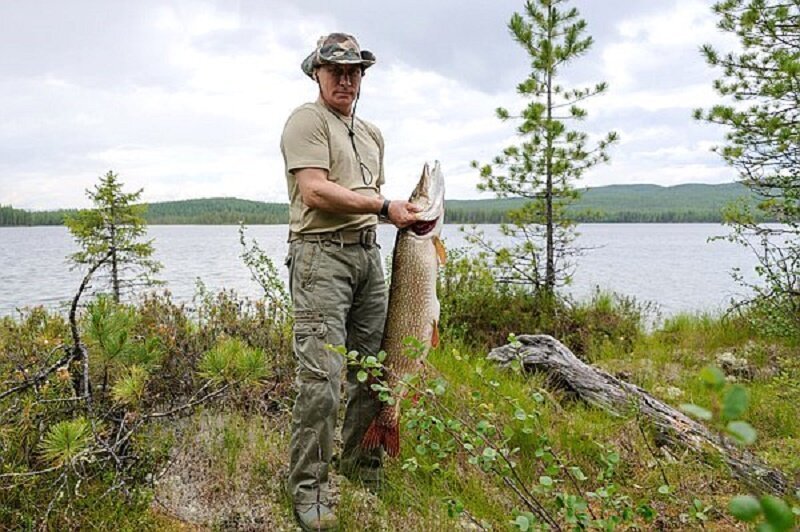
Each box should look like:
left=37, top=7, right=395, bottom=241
left=361, top=420, right=382, bottom=451
left=433, top=236, right=447, bottom=265
left=385, top=425, right=400, bottom=458
left=361, top=417, right=401, bottom=458
left=431, top=319, right=440, bottom=348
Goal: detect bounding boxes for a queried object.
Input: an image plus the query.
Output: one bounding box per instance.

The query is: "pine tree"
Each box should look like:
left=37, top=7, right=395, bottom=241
left=470, top=0, right=617, bottom=297
left=695, top=0, right=799, bottom=334
left=65, top=171, right=162, bottom=302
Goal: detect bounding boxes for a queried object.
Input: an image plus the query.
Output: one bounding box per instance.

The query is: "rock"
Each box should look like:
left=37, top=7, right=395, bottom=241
left=716, top=351, right=753, bottom=380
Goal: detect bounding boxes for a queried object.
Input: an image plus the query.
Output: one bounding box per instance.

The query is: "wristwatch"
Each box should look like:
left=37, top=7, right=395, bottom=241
left=379, top=198, right=390, bottom=219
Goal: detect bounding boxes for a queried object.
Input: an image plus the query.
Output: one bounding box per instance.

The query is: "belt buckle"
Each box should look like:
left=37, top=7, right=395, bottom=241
left=360, top=229, right=376, bottom=247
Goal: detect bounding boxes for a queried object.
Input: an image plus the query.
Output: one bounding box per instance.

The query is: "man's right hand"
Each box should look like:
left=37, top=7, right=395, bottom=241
left=387, top=200, right=422, bottom=228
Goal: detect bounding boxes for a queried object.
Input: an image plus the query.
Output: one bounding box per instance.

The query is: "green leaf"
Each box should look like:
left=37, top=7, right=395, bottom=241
left=357, top=370, right=368, bottom=383
left=680, top=403, right=713, bottom=421
left=539, top=476, right=554, bottom=488
left=514, top=515, right=530, bottom=531
left=760, top=495, right=795, bottom=530
left=722, top=385, right=749, bottom=421
left=570, top=466, right=587, bottom=481
left=514, top=408, right=527, bottom=420
left=728, top=495, right=761, bottom=522
left=658, top=484, right=671, bottom=495
left=727, top=421, right=757, bottom=445
left=700, top=366, right=726, bottom=390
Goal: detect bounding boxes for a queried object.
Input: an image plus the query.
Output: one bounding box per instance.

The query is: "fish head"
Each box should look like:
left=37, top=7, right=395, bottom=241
left=406, top=161, right=445, bottom=239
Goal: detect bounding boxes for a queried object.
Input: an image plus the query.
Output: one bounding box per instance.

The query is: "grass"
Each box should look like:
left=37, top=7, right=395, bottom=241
left=2, top=290, right=798, bottom=530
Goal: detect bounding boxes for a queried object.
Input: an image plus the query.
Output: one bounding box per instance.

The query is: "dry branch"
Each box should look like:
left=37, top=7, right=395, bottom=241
left=487, top=334, right=791, bottom=496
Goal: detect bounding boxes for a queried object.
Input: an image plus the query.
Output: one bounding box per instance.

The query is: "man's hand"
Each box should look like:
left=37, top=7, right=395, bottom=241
left=387, top=200, right=422, bottom=228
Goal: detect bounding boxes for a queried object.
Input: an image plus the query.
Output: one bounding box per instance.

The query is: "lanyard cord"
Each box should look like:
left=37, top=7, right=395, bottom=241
left=325, top=96, right=376, bottom=187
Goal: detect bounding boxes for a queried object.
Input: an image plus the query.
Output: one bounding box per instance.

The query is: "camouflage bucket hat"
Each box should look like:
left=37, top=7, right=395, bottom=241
left=301, top=33, right=376, bottom=79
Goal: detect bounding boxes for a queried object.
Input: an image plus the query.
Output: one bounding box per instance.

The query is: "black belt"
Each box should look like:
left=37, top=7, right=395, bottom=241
left=288, top=226, right=378, bottom=247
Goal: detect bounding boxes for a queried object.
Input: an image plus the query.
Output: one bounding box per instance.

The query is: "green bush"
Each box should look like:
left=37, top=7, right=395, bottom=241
left=0, top=288, right=292, bottom=529
left=439, top=250, right=652, bottom=359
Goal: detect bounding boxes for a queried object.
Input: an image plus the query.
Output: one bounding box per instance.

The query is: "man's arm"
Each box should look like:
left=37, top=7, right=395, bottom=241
left=295, top=167, right=420, bottom=228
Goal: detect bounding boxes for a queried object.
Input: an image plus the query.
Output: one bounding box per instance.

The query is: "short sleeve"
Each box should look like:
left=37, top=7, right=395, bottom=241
left=281, top=106, right=330, bottom=173
left=373, top=126, right=386, bottom=187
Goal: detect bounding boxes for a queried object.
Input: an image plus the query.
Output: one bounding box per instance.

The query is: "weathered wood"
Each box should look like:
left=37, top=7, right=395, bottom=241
left=487, top=334, right=791, bottom=496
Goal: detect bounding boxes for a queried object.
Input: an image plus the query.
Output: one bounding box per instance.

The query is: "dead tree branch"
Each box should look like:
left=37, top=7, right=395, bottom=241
left=487, top=334, right=791, bottom=496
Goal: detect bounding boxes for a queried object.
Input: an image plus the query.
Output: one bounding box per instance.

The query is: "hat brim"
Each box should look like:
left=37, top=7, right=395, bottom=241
left=302, top=50, right=376, bottom=79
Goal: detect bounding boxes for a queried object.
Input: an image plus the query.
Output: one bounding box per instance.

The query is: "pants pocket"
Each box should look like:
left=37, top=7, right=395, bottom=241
left=293, top=310, right=332, bottom=380
left=301, top=243, right=321, bottom=290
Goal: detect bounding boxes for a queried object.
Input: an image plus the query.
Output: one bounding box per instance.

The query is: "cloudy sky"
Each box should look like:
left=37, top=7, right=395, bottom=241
left=1, top=0, right=739, bottom=210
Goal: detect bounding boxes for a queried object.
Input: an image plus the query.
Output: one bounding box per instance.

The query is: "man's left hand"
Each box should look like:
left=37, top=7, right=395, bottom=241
left=387, top=200, right=422, bottom=228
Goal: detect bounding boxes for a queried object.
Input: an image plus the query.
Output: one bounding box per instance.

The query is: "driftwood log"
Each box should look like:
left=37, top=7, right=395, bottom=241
left=487, top=334, right=791, bottom=496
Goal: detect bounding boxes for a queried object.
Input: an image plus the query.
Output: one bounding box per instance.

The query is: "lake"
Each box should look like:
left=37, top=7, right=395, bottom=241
left=0, top=224, right=760, bottom=318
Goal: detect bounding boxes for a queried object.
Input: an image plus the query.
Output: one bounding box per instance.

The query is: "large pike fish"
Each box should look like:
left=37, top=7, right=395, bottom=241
left=362, top=161, right=446, bottom=458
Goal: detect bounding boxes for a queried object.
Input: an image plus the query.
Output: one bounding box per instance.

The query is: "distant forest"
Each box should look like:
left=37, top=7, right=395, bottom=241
left=1, top=182, right=765, bottom=226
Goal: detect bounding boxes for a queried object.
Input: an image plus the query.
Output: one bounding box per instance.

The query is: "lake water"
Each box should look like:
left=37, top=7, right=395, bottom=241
left=0, top=224, right=760, bottom=318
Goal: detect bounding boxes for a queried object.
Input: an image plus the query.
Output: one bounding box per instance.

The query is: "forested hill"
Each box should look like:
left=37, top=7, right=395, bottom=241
left=449, top=182, right=759, bottom=224
left=1, top=182, right=761, bottom=226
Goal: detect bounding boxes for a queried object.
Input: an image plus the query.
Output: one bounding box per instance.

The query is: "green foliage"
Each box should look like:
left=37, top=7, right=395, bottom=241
left=559, top=289, right=654, bottom=359
left=3, top=182, right=765, bottom=226
left=111, top=365, right=149, bottom=406
left=239, top=223, right=290, bottom=317
left=697, top=0, right=800, bottom=339
left=438, top=248, right=545, bottom=347
left=439, top=249, right=652, bottom=360
left=681, top=365, right=758, bottom=444
left=145, top=197, right=289, bottom=224
left=0, top=204, right=73, bottom=226
left=449, top=182, right=761, bottom=223
left=729, top=494, right=762, bottom=521
left=683, top=365, right=796, bottom=529
left=469, top=0, right=618, bottom=295
left=199, top=337, right=268, bottom=385
left=342, top=335, right=650, bottom=529
left=736, top=291, right=800, bottom=342
left=64, top=170, right=162, bottom=302
left=0, top=285, right=291, bottom=529
left=39, top=417, right=93, bottom=467
left=3, top=278, right=798, bottom=528
left=85, top=295, right=137, bottom=363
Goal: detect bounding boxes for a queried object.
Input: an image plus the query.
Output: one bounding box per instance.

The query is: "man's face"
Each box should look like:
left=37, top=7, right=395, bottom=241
left=316, top=64, right=362, bottom=115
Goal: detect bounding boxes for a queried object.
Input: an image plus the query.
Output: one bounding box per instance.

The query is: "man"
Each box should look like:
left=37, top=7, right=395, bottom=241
left=280, top=33, right=419, bottom=531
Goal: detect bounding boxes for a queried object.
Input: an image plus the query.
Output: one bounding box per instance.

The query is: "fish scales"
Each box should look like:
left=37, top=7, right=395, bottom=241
left=382, top=232, right=440, bottom=379
left=361, top=161, right=445, bottom=458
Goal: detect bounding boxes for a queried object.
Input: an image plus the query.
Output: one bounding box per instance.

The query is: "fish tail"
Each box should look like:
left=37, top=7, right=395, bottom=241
left=361, top=414, right=400, bottom=458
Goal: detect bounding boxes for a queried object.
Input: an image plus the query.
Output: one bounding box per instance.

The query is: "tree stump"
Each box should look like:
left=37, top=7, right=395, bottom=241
left=487, top=334, right=791, bottom=496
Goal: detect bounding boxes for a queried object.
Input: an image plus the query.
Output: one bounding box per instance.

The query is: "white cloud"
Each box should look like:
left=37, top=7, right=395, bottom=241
left=0, top=0, right=740, bottom=210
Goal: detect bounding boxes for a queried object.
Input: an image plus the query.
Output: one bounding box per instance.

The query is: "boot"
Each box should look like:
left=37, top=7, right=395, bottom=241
left=294, top=502, right=339, bottom=531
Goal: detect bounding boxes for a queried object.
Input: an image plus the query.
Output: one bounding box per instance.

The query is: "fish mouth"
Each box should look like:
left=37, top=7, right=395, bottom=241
left=410, top=218, right=440, bottom=236
left=407, top=161, right=445, bottom=236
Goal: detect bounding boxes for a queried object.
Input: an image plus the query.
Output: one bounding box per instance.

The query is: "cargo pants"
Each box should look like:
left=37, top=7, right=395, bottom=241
left=286, top=233, right=386, bottom=507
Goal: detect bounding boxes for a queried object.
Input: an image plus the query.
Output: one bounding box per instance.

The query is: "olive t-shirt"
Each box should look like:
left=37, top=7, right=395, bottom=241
left=281, top=97, right=385, bottom=234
